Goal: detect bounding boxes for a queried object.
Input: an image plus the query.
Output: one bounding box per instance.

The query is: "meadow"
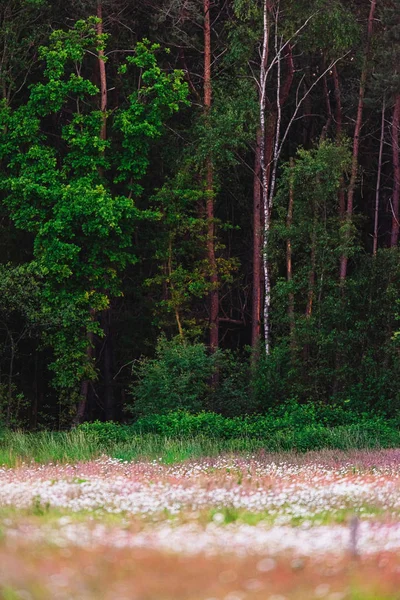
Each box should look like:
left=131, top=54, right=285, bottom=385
left=0, top=440, right=400, bottom=599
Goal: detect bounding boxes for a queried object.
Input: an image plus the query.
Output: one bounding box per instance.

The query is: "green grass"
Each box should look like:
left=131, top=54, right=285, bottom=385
left=0, top=430, right=267, bottom=467
left=0, top=430, right=100, bottom=466
left=0, top=422, right=399, bottom=467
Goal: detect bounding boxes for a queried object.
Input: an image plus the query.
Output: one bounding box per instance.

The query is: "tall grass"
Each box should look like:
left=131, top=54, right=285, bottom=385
left=0, top=430, right=101, bottom=467
left=0, top=422, right=398, bottom=467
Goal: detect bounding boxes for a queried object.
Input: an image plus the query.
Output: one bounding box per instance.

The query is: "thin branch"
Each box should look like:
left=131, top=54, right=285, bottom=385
left=277, top=53, right=349, bottom=159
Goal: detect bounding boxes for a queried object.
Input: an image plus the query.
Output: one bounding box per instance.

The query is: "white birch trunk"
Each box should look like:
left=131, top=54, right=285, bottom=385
left=257, top=2, right=341, bottom=356
left=259, top=0, right=270, bottom=354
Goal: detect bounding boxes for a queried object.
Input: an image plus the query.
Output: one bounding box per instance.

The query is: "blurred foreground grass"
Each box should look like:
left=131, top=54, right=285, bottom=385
left=0, top=538, right=399, bottom=600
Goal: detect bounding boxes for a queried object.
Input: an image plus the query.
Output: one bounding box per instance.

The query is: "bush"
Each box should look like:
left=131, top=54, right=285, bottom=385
left=210, top=350, right=254, bottom=417
left=78, top=420, right=132, bottom=445
left=77, top=411, right=400, bottom=453
left=271, top=398, right=363, bottom=427
left=78, top=395, right=400, bottom=453
left=133, top=411, right=245, bottom=438
left=128, top=337, right=218, bottom=417
left=130, top=408, right=399, bottom=446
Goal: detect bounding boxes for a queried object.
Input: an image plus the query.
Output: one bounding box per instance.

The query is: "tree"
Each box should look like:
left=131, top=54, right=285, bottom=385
left=0, top=18, right=188, bottom=421
left=339, top=0, right=376, bottom=283
left=247, top=0, right=354, bottom=354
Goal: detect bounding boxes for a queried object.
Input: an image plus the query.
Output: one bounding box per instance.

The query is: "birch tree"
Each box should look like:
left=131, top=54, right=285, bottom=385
left=256, top=0, right=346, bottom=355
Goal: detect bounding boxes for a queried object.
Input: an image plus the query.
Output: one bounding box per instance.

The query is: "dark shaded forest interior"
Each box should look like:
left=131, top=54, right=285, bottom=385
left=0, top=0, right=399, bottom=428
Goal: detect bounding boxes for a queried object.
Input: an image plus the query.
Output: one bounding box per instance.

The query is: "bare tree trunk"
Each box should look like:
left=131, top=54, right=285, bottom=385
left=263, top=3, right=288, bottom=354
left=373, top=97, right=385, bottom=256
left=256, top=3, right=329, bottom=355
left=251, top=130, right=262, bottom=350
left=259, top=0, right=271, bottom=355
left=253, top=113, right=275, bottom=356
left=390, top=94, right=400, bottom=247
left=204, top=0, right=219, bottom=351
left=75, top=329, right=94, bottom=425
left=168, top=237, right=184, bottom=340
left=320, top=73, right=332, bottom=142
left=339, top=0, right=376, bottom=283
left=332, top=65, right=346, bottom=221
left=287, top=157, right=295, bottom=338
left=332, top=65, right=342, bottom=140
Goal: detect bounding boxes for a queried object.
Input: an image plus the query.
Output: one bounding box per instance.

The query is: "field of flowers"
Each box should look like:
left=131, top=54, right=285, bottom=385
left=0, top=450, right=400, bottom=599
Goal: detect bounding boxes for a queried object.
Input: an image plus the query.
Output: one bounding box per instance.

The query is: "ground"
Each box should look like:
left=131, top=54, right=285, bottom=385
left=0, top=450, right=400, bottom=599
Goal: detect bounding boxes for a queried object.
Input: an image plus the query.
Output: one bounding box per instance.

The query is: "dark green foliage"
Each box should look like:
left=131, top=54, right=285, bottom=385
left=0, top=19, right=188, bottom=398
left=211, top=349, right=254, bottom=417
left=78, top=409, right=400, bottom=452
left=286, top=0, right=360, bottom=58
left=128, top=337, right=255, bottom=418
left=0, top=2, right=398, bottom=430
left=129, top=337, right=217, bottom=416
left=0, top=264, right=44, bottom=425
left=78, top=420, right=132, bottom=445
left=131, top=405, right=379, bottom=438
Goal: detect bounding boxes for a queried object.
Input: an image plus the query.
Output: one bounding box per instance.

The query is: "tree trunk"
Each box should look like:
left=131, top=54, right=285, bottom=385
left=339, top=0, right=376, bottom=283
left=259, top=0, right=271, bottom=355
left=252, top=130, right=262, bottom=350
left=98, top=2, right=115, bottom=419
left=204, top=0, right=219, bottom=350
left=251, top=112, right=275, bottom=356
left=75, top=3, right=108, bottom=424
left=261, top=6, right=293, bottom=356
left=332, top=65, right=346, bottom=221
left=390, top=94, right=400, bottom=247
left=287, top=157, right=295, bottom=338
left=320, top=74, right=332, bottom=142
left=373, top=97, right=385, bottom=255
left=103, top=310, right=115, bottom=421
left=75, top=330, right=94, bottom=425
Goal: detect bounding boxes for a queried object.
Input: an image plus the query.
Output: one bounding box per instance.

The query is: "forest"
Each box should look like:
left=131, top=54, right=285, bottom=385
left=0, top=0, right=399, bottom=429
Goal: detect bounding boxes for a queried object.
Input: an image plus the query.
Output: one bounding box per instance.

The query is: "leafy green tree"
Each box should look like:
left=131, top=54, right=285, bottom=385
left=262, top=141, right=352, bottom=403
left=0, top=18, right=188, bottom=420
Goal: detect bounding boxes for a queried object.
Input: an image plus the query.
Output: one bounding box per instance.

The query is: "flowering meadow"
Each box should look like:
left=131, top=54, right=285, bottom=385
left=1, top=450, right=400, bottom=599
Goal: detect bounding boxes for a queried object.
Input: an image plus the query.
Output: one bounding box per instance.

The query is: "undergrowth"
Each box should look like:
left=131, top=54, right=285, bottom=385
left=0, top=407, right=398, bottom=466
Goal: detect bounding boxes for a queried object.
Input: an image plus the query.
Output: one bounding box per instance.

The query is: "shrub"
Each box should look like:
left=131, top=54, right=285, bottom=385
left=78, top=420, right=132, bottom=445
left=210, top=350, right=254, bottom=417
left=271, top=398, right=363, bottom=427
left=78, top=399, right=400, bottom=453
left=128, top=337, right=218, bottom=416
left=130, top=408, right=399, bottom=446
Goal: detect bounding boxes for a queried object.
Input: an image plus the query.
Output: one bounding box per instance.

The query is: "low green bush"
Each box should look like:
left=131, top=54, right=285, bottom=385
left=128, top=337, right=218, bottom=417
left=78, top=408, right=400, bottom=452
left=78, top=421, right=132, bottom=445
left=0, top=411, right=398, bottom=467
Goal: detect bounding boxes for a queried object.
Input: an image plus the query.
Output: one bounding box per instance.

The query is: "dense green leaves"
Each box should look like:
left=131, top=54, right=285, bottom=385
left=0, top=2, right=398, bottom=428
left=0, top=18, right=188, bottom=398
